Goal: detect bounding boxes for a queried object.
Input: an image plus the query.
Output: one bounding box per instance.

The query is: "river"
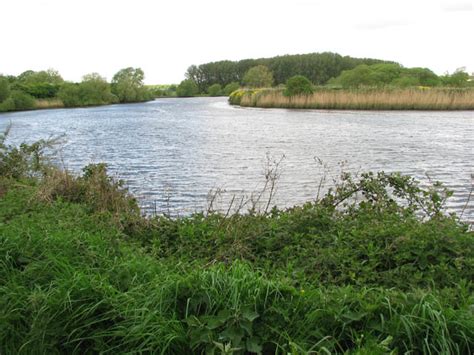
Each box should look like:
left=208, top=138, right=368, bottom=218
left=1, top=97, right=472, bottom=222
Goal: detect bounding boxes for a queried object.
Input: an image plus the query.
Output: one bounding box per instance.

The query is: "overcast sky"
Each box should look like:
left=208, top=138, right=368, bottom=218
left=1, top=0, right=472, bottom=84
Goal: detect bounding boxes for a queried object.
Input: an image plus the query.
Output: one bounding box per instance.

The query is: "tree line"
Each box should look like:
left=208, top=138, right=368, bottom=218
left=0, top=68, right=152, bottom=112
left=183, top=52, right=392, bottom=93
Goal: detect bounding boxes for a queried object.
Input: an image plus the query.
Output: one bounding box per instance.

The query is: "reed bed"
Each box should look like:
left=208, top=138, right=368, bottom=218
left=34, top=98, right=65, bottom=109
left=235, top=88, right=474, bottom=110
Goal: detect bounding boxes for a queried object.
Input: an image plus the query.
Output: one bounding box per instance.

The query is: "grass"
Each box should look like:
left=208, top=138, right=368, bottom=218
left=0, top=136, right=473, bottom=353
left=230, top=87, right=474, bottom=110
left=34, top=99, right=65, bottom=110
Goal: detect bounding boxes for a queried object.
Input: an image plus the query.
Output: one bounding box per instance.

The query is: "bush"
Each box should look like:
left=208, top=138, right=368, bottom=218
left=57, top=83, right=82, bottom=107
left=207, top=83, right=222, bottom=96
left=284, top=75, right=314, bottom=96
left=176, top=79, right=199, bottom=97
left=223, top=82, right=240, bottom=96
left=10, top=90, right=35, bottom=110
left=0, top=76, right=11, bottom=103
left=0, top=98, right=15, bottom=112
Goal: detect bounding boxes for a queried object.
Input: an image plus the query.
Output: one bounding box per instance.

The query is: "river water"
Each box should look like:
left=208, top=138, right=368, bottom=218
left=0, top=97, right=472, bottom=222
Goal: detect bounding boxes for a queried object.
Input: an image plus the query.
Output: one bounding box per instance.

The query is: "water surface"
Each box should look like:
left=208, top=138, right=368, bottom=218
left=1, top=97, right=472, bottom=222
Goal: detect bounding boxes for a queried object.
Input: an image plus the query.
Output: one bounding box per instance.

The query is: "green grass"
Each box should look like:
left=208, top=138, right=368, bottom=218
left=0, top=138, right=473, bottom=353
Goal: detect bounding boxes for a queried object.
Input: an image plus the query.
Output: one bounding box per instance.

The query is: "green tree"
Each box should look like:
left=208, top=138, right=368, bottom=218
left=79, top=73, right=116, bottom=105
left=243, top=65, right=274, bottom=88
left=441, top=69, right=469, bottom=87
left=207, top=84, right=222, bottom=96
left=284, top=75, right=314, bottom=96
left=57, top=83, right=82, bottom=107
left=0, top=76, right=11, bottom=103
left=112, top=67, right=149, bottom=103
left=223, top=82, right=240, bottom=96
left=176, top=79, right=198, bottom=97
left=10, top=91, right=35, bottom=110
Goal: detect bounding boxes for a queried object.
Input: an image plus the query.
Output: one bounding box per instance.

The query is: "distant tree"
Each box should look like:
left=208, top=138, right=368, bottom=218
left=80, top=73, right=116, bottom=105
left=112, top=67, right=149, bottom=102
left=10, top=91, right=35, bottom=110
left=284, top=75, right=314, bottom=96
left=0, top=76, right=10, bottom=103
left=441, top=69, right=469, bottom=87
left=329, top=65, right=373, bottom=88
left=207, top=84, right=222, bottom=96
left=57, top=83, right=82, bottom=107
left=243, top=65, right=274, bottom=88
left=223, top=82, right=240, bottom=96
left=176, top=79, right=199, bottom=97
left=17, top=69, right=64, bottom=85
left=401, top=67, right=440, bottom=87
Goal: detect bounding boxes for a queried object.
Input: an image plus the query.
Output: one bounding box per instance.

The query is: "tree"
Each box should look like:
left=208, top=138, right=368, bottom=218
left=207, top=84, right=222, bottom=96
left=57, top=83, right=82, bottom=107
left=441, top=69, right=469, bottom=87
left=243, top=65, right=274, bottom=88
left=176, top=79, right=198, bottom=97
left=10, top=91, right=35, bottom=110
left=223, top=82, right=240, bottom=96
left=284, top=75, right=314, bottom=96
left=80, top=73, right=116, bottom=105
left=112, top=67, right=149, bottom=103
left=0, top=76, right=10, bottom=103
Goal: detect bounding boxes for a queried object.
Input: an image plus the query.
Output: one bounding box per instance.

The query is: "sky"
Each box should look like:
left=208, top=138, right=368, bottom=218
left=1, top=0, right=473, bottom=84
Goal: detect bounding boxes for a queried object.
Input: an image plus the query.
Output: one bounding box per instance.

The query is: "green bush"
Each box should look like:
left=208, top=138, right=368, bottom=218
left=0, top=76, right=11, bottom=103
left=207, top=83, right=222, bottom=96
left=284, top=75, right=314, bottom=96
left=223, top=82, right=240, bottom=96
left=243, top=65, right=274, bottom=88
left=10, top=90, right=35, bottom=110
left=0, top=98, right=15, bottom=112
left=176, top=79, right=199, bottom=97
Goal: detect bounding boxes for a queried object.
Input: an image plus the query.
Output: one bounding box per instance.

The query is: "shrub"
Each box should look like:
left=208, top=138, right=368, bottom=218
left=284, top=75, right=314, bottom=96
left=176, top=79, right=199, bottom=97
left=223, top=82, right=240, bottom=96
left=0, top=76, right=11, bottom=103
left=10, top=90, right=35, bottom=110
left=207, top=83, right=222, bottom=96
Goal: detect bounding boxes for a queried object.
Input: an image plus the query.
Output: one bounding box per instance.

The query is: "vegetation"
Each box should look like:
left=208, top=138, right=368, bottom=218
left=208, top=83, right=223, bottom=96
left=223, top=82, right=241, bottom=96
left=0, top=133, right=473, bottom=353
left=243, top=65, right=274, bottom=88
left=284, top=75, right=314, bottom=96
left=185, top=52, right=391, bottom=93
left=148, top=84, right=178, bottom=98
left=177, top=79, right=199, bottom=97
left=0, top=67, right=153, bottom=113
left=230, top=87, right=474, bottom=110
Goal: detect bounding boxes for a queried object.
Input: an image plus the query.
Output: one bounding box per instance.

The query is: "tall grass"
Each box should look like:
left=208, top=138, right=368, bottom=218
left=1, top=136, right=473, bottom=353
left=35, top=98, right=65, bottom=109
left=232, top=88, right=474, bottom=110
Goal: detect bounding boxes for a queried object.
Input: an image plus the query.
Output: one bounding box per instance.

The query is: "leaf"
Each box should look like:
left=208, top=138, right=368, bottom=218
left=242, top=308, right=259, bottom=322
left=246, top=337, right=263, bottom=354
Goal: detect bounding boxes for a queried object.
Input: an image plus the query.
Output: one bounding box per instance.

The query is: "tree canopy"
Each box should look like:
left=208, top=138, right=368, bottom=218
left=243, top=65, right=274, bottom=88
left=112, top=67, right=149, bottom=103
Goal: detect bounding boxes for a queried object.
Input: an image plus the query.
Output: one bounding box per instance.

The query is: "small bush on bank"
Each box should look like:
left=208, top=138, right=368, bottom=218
left=223, top=81, right=240, bottom=96
left=207, top=83, right=223, bottom=96
left=284, top=75, right=314, bottom=96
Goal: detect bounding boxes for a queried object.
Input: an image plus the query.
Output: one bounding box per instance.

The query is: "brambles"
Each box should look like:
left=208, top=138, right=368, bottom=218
left=1, top=136, right=473, bottom=353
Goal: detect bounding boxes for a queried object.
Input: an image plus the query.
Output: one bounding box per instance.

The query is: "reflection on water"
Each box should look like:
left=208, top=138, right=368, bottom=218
left=1, top=97, right=472, bottom=222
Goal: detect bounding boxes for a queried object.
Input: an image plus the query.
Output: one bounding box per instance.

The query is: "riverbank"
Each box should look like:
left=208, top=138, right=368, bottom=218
left=1, top=136, right=473, bottom=353
left=229, top=88, right=474, bottom=110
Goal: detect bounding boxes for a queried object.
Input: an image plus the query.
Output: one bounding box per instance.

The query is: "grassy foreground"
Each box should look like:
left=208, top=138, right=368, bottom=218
left=229, top=88, right=474, bottom=110
left=1, top=137, right=473, bottom=353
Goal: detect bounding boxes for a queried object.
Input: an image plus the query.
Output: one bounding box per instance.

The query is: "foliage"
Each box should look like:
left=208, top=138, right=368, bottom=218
left=0, top=76, right=11, bottom=103
left=329, top=64, right=443, bottom=88
left=185, top=52, right=391, bottom=92
left=442, top=69, right=470, bottom=87
left=176, top=79, right=199, bottom=97
left=284, top=75, right=314, bottom=96
left=0, top=137, right=473, bottom=353
left=223, top=82, right=240, bottom=96
left=111, top=67, right=150, bottom=103
left=57, top=83, right=82, bottom=107
left=78, top=73, right=117, bottom=106
left=207, top=83, right=223, bottom=96
left=10, top=90, right=36, bottom=110
left=243, top=65, right=274, bottom=88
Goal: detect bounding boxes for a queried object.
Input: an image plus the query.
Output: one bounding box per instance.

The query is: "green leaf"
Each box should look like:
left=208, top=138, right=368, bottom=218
left=242, top=308, right=259, bottom=322
left=246, top=337, right=263, bottom=354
